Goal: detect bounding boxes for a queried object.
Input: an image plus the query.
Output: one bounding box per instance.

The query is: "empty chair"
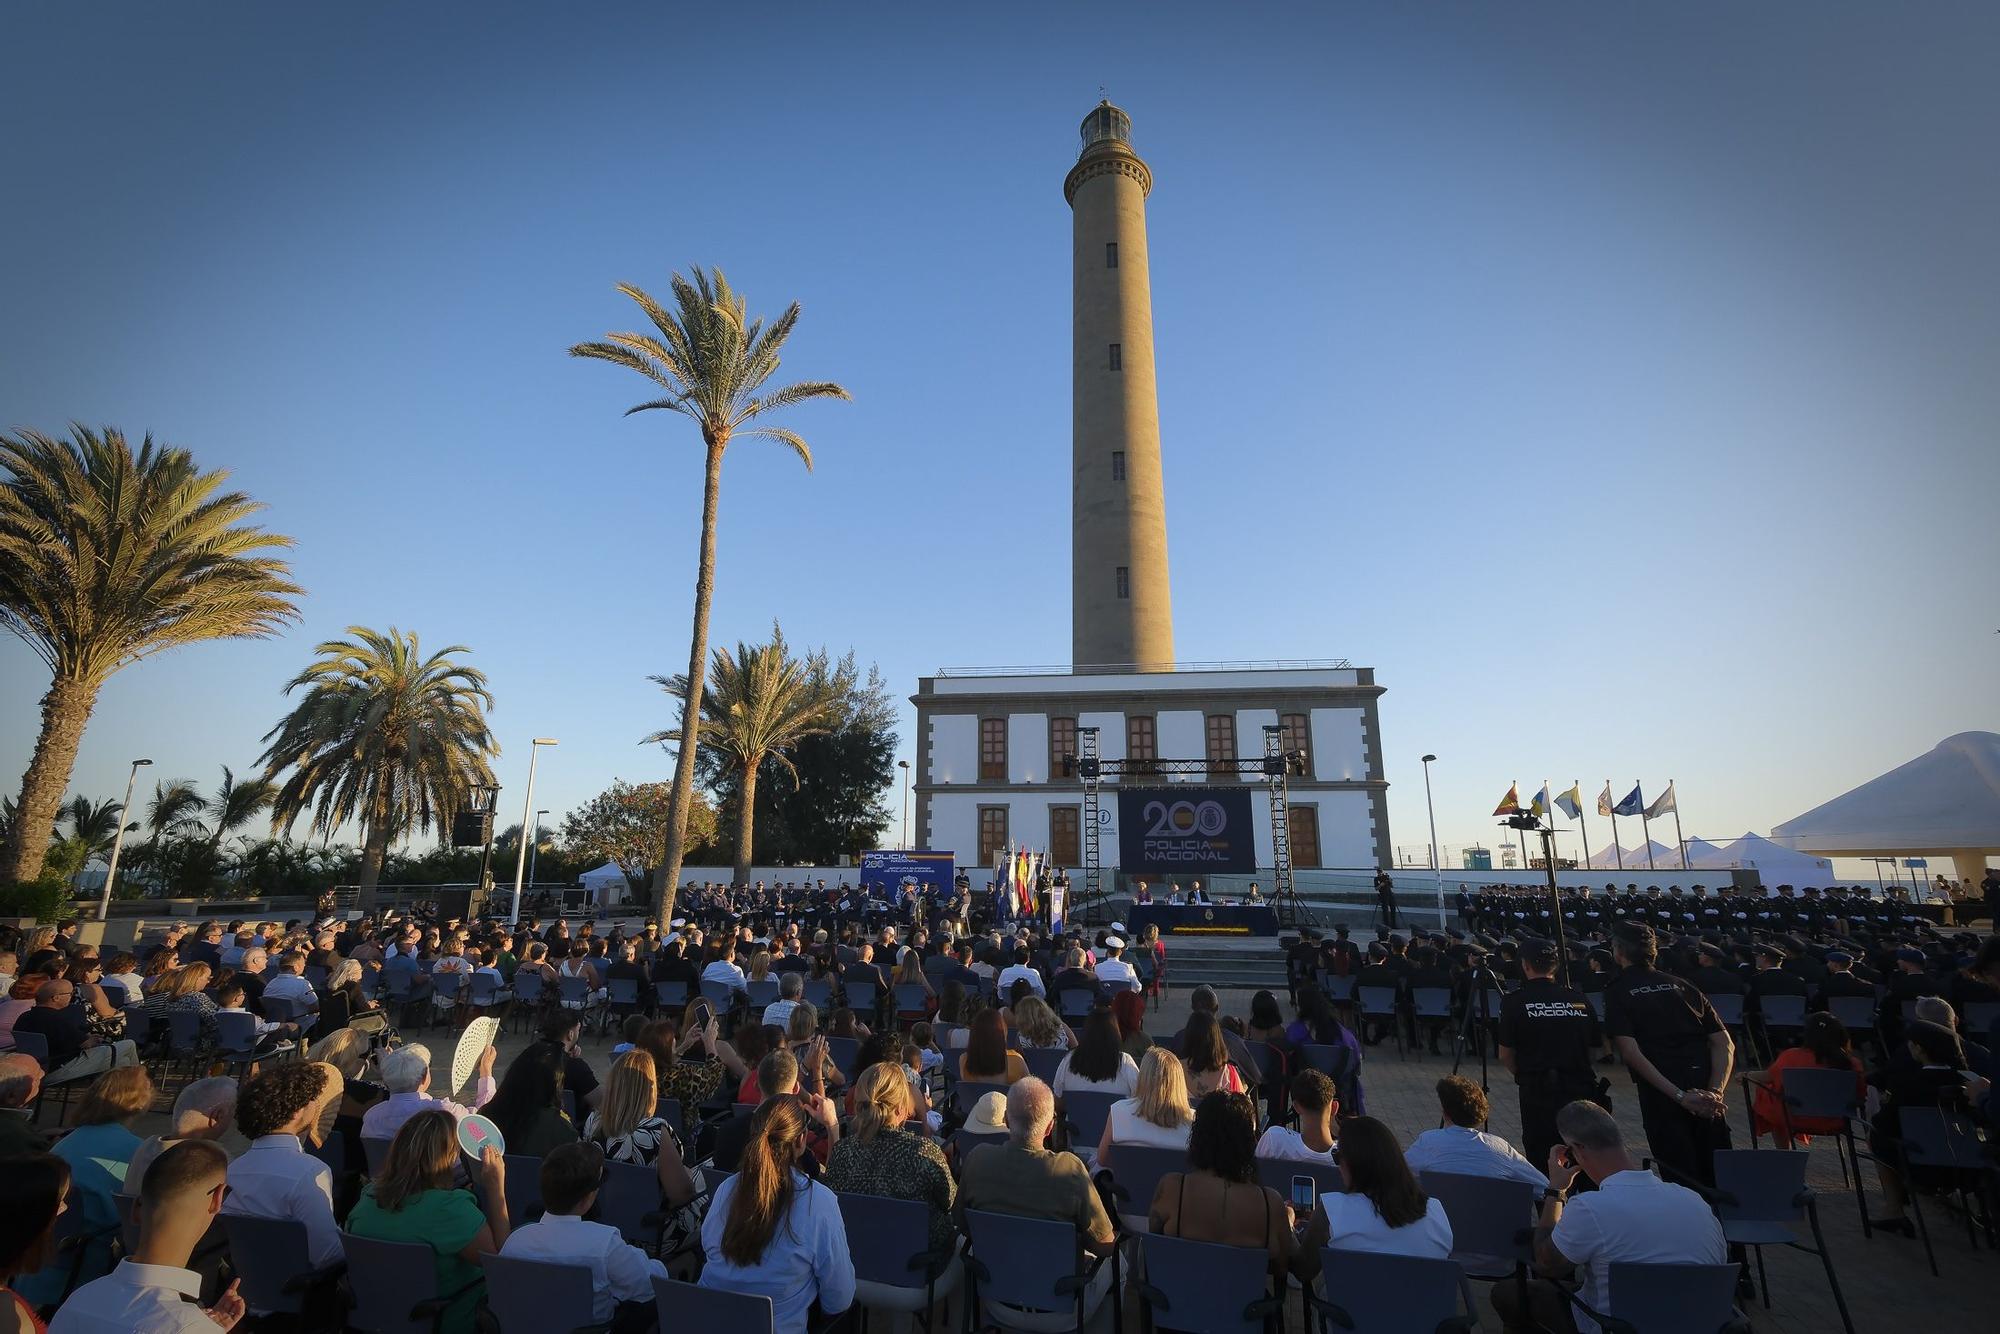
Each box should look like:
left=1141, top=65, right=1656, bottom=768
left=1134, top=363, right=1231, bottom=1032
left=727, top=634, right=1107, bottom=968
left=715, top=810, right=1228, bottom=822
left=1021, top=1047, right=1066, bottom=1085
left=746, top=978, right=781, bottom=1007
left=963, top=1207, right=1120, bottom=1333
left=1566, top=1261, right=1742, bottom=1334
left=846, top=980, right=880, bottom=1014
left=1099, top=1143, right=1188, bottom=1231
left=602, top=977, right=643, bottom=1034
left=222, top=1216, right=344, bottom=1318
left=1060, top=1091, right=1120, bottom=1159
left=261, top=995, right=304, bottom=1026
left=502, top=1154, right=544, bottom=1225
left=801, top=979, right=834, bottom=1009
left=652, top=979, right=689, bottom=1011
left=1136, top=1232, right=1282, bottom=1334
left=1409, top=988, right=1453, bottom=1058
left=1418, top=1170, right=1538, bottom=1314
left=1305, top=1248, right=1471, bottom=1334
left=1320, top=974, right=1357, bottom=1005
left=510, top=971, right=547, bottom=1031
left=342, top=1231, right=486, bottom=1334
left=1356, top=986, right=1404, bottom=1058
left=1708, top=1150, right=1853, bottom=1334
left=649, top=1274, right=775, bottom=1333
left=480, top=1252, right=603, bottom=1334
left=1824, top=995, right=1875, bottom=1036
left=1895, top=1105, right=1992, bottom=1276
left=699, top=980, right=736, bottom=1013
left=1705, top=992, right=1746, bottom=1028
left=837, top=1191, right=961, bottom=1331
left=1056, top=988, right=1096, bottom=1020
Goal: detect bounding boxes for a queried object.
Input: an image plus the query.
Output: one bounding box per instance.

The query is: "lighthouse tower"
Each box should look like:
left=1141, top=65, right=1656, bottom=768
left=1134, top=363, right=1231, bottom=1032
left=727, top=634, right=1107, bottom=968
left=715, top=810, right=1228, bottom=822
left=1066, top=101, right=1175, bottom=672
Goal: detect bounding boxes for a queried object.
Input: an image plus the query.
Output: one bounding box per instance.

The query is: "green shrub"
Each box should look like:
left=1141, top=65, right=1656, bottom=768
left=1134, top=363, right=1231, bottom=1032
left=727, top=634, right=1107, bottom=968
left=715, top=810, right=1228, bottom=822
left=0, top=877, right=78, bottom=922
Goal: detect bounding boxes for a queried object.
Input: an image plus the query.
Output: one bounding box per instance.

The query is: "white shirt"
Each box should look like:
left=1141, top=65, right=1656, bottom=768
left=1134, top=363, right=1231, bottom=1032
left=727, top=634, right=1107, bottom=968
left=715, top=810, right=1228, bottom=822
left=1052, top=1051, right=1139, bottom=1100
left=1321, top=1193, right=1453, bottom=1259
left=50, top=1260, right=214, bottom=1333
left=221, top=1133, right=344, bottom=1270
left=1255, top=1125, right=1338, bottom=1165
left=1094, top=957, right=1138, bottom=989
left=763, top=999, right=800, bottom=1029
left=997, top=964, right=1045, bottom=997
left=1402, top=1125, right=1548, bottom=1191
left=702, top=960, right=747, bottom=989
left=360, top=1082, right=495, bottom=1141
left=502, top=1213, right=667, bottom=1323
left=1105, top=1099, right=1194, bottom=1152
left=260, top=974, right=318, bottom=1009
left=1551, top=1169, right=1725, bottom=1334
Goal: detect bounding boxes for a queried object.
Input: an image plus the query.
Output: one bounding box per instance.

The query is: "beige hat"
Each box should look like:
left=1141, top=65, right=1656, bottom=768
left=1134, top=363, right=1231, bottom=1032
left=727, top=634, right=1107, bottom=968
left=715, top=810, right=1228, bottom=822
left=967, top=1090, right=1009, bottom=1134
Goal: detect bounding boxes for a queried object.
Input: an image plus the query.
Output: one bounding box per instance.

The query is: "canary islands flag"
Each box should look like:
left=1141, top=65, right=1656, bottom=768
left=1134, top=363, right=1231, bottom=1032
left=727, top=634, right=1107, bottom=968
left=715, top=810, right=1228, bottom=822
left=1554, top=784, right=1583, bottom=821
left=1530, top=784, right=1551, bottom=819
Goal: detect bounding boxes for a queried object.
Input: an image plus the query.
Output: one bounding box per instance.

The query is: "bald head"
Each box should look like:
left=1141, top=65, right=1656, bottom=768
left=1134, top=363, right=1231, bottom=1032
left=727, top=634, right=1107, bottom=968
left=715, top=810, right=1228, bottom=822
left=0, top=1052, right=43, bottom=1108
left=1006, top=1076, right=1055, bottom=1145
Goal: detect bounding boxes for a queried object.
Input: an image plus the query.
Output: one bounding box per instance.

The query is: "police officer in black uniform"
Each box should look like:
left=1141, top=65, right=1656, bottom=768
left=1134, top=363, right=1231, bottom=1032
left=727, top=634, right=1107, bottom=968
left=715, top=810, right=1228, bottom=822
left=1602, top=922, right=1735, bottom=1188
left=1496, top=938, right=1607, bottom=1170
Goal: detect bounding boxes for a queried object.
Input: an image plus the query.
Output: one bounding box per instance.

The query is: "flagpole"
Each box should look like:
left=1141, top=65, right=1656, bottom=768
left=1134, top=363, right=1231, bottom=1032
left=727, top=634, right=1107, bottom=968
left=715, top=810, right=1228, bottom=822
left=1607, top=781, right=1624, bottom=871
left=1671, top=781, right=1687, bottom=869
left=1514, top=782, right=1528, bottom=869
left=1575, top=781, right=1592, bottom=871
left=1637, top=781, right=1656, bottom=870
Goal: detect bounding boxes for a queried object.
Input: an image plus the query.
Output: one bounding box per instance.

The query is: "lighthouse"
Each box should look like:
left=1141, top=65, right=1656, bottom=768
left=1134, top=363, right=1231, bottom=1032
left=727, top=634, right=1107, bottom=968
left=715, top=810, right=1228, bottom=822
left=1066, top=101, right=1175, bottom=672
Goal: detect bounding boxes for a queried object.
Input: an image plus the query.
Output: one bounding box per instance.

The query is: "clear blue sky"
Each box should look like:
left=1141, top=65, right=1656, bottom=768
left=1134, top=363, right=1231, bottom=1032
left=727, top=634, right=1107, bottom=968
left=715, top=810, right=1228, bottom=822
left=3, top=2, right=1995, bottom=869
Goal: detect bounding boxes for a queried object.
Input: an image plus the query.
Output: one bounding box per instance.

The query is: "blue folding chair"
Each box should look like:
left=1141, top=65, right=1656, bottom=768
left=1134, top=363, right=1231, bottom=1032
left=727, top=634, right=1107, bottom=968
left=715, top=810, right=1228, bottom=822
left=503, top=1153, right=544, bottom=1225
left=652, top=979, right=689, bottom=1011
left=1566, top=1260, right=1743, bottom=1334
left=837, top=1191, right=959, bottom=1332
left=1023, top=1047, right=1067, bottom=1084
left=1297, top=1043, right=1360, bottom=1112
left=1356, top=986, right=1404, bottom=1059
left=1305, top=1248, right=1471, bottom=1333
left=1099, top=1142, right=1188, bottom=1230
left=964, top=1207, right=1121, bottom=1333
left=597, top=1158, right=667, bottom=1251
left=802, top=978, right=834, bottom=1009
left=1896, top=1106, right=1992, bottom=1277
left=601, top=977, right=643, bottom=1035
left=954, top=1080, right=1012, bottom=1119
left=825, top=1036, right=861, bottom=1082
left=649, top=1274, right=775, bottom=1333
left=1257, top=1157, right=1342, bottom=1207
left=846, top=980, right=880, bottom=1015
left=361, top=1136, right=394, bottom=1178
left=746, top=978, right=782, bottom=1008
left=948, top=1128, right=1009, bottom=1174
left=1056, top=988, right=1098, bottom=1020
left=221, top=1216, right=344, bottom=1318
left=1708, top=1150, right=1852, bottom=1333
left=1062, top=1091, right=1121, bottom=1160
left=481, top=1252, right=609, bottom=1334
left=1137, top=1232, right=1281, bottom=1334
left=894, top=982, right=932, bottom=1022
left=342, top=1231, right=485, bottom=1333
left=8, top=1030, right=48, bottom=1069
left=1418, top=1170, right=1537, bottom=1317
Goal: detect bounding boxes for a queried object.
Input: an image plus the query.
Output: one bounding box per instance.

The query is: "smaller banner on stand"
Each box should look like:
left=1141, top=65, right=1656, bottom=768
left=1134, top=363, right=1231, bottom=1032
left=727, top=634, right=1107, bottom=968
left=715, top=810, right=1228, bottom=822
left=1048, top=883, right=1066, bottom=935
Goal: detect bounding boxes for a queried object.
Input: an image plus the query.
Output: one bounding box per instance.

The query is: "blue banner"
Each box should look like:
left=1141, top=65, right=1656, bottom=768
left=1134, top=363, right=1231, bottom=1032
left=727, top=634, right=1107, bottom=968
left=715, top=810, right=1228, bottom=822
left=859, top=849, right=956, bottom=899
left=1117, top=786, right=1257, bottom=874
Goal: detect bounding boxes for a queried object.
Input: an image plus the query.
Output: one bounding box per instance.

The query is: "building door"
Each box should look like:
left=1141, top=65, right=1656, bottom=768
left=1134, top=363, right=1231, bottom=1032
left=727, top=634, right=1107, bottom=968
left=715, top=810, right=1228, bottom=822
left=1288, top=805, right=1322, bottom=869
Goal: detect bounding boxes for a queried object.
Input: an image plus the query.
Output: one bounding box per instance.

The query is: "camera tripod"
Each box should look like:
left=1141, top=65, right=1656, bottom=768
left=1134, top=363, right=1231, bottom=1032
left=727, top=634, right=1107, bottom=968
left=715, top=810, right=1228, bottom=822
left=1450, top=958, right=1506, bottom=1094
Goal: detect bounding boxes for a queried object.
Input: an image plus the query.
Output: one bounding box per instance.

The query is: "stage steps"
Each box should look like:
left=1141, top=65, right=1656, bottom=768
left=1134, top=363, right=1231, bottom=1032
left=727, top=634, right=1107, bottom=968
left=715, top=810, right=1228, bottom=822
left=1156, top=940, right=1290, bottom=991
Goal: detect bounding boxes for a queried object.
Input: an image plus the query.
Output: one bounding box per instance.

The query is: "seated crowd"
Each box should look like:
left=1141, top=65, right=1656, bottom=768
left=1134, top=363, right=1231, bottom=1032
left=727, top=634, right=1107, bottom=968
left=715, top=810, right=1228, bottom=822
left=0, top=893, right=1989, bottom=1333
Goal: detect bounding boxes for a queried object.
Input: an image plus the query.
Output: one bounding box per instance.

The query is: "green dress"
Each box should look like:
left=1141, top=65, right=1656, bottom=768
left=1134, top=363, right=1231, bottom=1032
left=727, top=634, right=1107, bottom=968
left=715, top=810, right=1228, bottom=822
left=347, top=1185, right=488, bottom=1334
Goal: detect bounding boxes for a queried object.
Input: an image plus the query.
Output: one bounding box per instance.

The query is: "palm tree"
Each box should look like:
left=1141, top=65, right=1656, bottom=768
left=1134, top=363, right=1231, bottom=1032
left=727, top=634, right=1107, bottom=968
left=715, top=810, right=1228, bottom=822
left=570, top=269, right=848, bottom=925
left=0, top=426, right=300, bottom=884
left=203, top=764, right=275, bottom=852
left=61, top=796, right=125, bottom=859
left=258, top=626, right=498, bottom=906
left=645, top=629, right=842, bottom=889
left=146, top=779, right=208, bottom=842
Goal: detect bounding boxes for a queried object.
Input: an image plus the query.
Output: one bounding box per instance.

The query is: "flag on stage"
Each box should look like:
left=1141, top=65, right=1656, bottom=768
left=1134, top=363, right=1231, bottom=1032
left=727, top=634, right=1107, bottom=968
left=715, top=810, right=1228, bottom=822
left=1529, top=784, right=1551, bottom=819
left=1612, top=784, right=1645, bottom=817
left=1596, top=782, right=1615, bottom=817
left=1555, top=784, right=1583, bottom=821
left=1645, top=782, right=1677, bottom=819
left=1492, top=783, right=1522, bottom=816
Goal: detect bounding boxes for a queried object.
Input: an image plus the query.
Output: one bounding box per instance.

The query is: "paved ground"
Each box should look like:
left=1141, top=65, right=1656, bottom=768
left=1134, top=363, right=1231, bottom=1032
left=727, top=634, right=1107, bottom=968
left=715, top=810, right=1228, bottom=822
left=103, top=980, right=1985, bottom=1333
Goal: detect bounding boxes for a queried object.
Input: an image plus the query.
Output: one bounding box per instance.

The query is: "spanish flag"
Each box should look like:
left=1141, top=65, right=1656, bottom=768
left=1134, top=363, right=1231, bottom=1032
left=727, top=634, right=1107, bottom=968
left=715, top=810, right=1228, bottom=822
left=1492, top=783, right=1522, bottom=816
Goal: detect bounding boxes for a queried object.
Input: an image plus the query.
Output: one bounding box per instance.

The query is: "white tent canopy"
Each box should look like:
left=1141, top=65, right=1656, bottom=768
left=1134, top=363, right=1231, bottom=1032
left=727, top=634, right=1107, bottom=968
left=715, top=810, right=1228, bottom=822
left=1586, top=840, right=1680, bottom=872
left=1681, top=838, right=1733, bottom=868
left=577, top=861, right=634, bottom=905
left=1770, top=731, right=2000, bottom=885
left=1709, top=832, right=1835, bottom=884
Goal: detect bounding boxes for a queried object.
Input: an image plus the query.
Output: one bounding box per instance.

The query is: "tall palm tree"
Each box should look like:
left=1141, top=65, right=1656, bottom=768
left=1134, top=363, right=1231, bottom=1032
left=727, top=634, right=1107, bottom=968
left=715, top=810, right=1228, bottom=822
left=570, top=268, right=848, bottom=925
left=0, top=426, right=301, bottom=884
left=146, top=778, right=208, bottom=842
left=644, top=629, right=842, bottom=889
left=258, top=627, right=498, bottom=906
left=60, top=796, right=125, bottom=859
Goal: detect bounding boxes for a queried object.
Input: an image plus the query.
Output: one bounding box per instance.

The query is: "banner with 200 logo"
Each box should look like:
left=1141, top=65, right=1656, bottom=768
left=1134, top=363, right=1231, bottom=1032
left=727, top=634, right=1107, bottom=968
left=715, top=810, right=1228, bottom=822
left=1116, top=786, right=1256, bottom=873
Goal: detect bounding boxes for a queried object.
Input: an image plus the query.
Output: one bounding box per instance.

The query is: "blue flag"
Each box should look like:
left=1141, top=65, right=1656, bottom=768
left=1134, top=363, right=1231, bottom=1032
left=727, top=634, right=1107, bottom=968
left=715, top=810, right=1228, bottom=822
left=1611, top=784, right=1645, bottom=817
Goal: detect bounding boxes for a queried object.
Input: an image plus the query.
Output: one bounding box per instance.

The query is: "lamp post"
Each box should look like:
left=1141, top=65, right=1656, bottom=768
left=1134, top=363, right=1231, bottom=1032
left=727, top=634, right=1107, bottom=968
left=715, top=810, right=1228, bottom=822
left=1421, top=753, right=1446, bottom=930
left=527, top=808, right=549, bottom=891
left=898, top=759, right=912, bottom=849
left=96, top=758, right=152, bottom=921
left=509, top=738, right=557, bottom=925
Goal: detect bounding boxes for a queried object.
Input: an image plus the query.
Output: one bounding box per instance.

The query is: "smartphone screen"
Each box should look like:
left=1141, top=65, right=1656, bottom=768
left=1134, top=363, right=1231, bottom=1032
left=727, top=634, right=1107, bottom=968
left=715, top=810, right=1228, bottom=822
left=1290, top=1175, right=1316, bottom=1212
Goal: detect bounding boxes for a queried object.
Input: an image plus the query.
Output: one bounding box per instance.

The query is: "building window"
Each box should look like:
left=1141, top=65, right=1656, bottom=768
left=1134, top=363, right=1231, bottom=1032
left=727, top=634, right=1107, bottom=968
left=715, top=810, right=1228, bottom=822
left=1050, top=805, right=1081, bottom=866
left=1205, top=713, right=1237, bottom=778
left=1127, top=714, right=1156, bottom=772
left=1289, top=805, right=1322, bottom=868
left=1049, top=716, right=1077, bottom=778
left=1111, top=450, right=1125, bottom=481
left=1108, top=343, right=1122, bottom=371
left=978, top=806, right=1009, bottom=863
left=1106, top=241, right=1118, bottom=268
left=1115, top=566, right=1129, bottom=599
left=979, top=717, right=1008, bottom=781
left=1280, top=712, right=1313, bottom=777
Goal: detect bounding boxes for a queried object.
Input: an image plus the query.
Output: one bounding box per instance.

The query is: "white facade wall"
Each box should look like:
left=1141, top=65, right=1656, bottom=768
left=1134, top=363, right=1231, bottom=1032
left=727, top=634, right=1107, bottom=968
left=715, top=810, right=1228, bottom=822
left=1309, top=708, right=1366, bottom=782
left=1157, top=710, right=1203, bottom=780
left=1078, top=710, right=1125, bottom=762
left=931, top=713, right=977, bottom=786
left=1235, top=707, right=1279, bottom=770
left=1008, top=713, right=1049, bottom=784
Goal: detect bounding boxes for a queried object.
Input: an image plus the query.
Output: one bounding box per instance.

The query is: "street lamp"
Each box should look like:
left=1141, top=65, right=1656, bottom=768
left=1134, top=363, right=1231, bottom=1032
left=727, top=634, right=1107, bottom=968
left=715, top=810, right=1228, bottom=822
left=528, top=808, right=549, bottom=890
left=898, top=759, right=912, bottom=849
left=96, top=758, right=152, bottom=921
left=1421, top=754, right=1445, bottom=930
left=509, top=738, right=558, bottom=925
